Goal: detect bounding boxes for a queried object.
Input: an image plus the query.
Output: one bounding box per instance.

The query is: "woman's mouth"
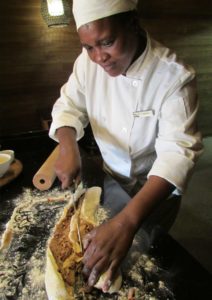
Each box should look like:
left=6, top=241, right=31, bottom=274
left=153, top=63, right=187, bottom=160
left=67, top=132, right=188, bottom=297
left=102, top=63, right=115, bottom=72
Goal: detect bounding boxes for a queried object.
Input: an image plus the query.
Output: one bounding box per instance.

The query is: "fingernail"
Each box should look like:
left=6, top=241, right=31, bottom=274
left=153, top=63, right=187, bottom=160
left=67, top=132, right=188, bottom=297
left=89, top=277, right=96, bottom=286
left=88, top=276, right=96, bottom=286
left=103, top=280, right=112, bottom=292
left=88, top=271, right=98, bottom=286
left=82, top=266, right=90, bottom=277
left=83, top=239, right=89, bottom=250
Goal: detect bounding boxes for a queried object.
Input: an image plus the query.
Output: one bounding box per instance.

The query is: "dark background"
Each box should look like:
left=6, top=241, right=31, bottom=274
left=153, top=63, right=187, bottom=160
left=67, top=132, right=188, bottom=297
left=0, top=0, right=212, bottom=137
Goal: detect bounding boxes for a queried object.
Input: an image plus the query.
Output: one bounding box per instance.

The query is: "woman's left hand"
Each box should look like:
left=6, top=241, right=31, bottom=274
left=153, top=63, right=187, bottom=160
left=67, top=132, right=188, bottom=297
left=82, top=213, right=136, bottom=291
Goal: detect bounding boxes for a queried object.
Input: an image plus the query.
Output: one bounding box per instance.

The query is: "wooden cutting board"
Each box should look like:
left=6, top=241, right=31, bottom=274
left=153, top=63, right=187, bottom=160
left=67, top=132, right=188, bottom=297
left=0, top=159, right=23, bottom=187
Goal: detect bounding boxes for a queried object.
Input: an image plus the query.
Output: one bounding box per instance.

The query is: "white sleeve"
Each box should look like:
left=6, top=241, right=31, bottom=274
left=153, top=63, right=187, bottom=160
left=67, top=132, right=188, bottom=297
left=148, top=77, right=203, bottom=192
left=49, top=52, right=89, bottom=142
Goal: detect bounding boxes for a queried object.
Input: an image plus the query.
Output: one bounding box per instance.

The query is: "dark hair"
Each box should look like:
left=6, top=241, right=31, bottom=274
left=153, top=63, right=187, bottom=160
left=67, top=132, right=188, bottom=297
left=111, top=10, right=140, bottom=33
left=80, top=10, right=141, bottom=35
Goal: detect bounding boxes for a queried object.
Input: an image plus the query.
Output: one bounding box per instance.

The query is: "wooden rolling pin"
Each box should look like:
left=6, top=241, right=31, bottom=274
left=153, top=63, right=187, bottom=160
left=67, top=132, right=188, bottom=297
left=32, top=145, right=59, bottom=191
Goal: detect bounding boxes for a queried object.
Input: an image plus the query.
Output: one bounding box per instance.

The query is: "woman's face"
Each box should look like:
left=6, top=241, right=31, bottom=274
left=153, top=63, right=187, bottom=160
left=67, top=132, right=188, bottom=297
left=78, top=16, right=139, bottom=77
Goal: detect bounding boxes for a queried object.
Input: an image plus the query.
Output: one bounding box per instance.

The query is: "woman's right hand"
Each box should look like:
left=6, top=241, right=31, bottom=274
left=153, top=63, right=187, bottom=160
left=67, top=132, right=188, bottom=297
left=55, top=127, right=81, bottom=189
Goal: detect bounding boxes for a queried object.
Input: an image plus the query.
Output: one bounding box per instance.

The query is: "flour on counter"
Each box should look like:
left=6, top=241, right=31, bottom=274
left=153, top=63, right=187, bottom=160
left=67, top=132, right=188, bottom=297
left=0, top=188, right=175, bottom=300
left=0, top=187, right=69, bottom=300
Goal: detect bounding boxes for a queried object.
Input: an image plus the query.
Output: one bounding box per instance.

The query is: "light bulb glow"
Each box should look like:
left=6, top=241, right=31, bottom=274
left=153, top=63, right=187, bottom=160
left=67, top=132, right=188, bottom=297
left=47, top=0, right=64, bottom=16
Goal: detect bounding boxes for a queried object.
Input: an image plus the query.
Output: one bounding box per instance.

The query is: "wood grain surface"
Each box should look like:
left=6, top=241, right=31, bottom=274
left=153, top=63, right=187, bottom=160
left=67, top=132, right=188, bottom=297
left=0, top=159, right=23, bottom=187
left=0, top=1, right=81, bottom=136
left=0, top=1, right=211, bottom=136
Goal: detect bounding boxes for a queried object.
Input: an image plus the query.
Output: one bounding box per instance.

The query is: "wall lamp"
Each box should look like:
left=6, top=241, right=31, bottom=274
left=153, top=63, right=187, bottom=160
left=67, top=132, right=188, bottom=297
left=41, top=0, right=71, bottom=27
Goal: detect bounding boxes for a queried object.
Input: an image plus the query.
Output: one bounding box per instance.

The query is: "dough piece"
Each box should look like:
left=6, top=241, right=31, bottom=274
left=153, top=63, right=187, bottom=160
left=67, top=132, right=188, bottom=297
left=80, top=187, right=101, bottom=225
left=80, top=187, right=122, bottom=293
left=94, top=269, right=123, bottom=294
left=45, top=248, right=71, bottom=300
left=0, top=221, right=13, bottom=251
left=45, top=186, right=122, bottom=299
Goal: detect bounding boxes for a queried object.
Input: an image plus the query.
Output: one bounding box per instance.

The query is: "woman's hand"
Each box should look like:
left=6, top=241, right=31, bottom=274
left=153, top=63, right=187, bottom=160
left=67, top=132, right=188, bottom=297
left=55, top=127, right=81, bottom=189
left=55, top=143, right=81, bottom=189
left=82, top=175, right=175, bottom=291
left=82, top=213, right=137, bottom=291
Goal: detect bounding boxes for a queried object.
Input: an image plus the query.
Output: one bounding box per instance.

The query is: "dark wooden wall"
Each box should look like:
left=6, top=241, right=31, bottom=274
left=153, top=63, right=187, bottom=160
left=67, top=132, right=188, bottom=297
left=139, top=0, right=212, bottom=17
left=0, top=0, right=212, bottom=137
left=0, top=1, right=81, bottom=136
left=138, top=1, right=212, bottom=137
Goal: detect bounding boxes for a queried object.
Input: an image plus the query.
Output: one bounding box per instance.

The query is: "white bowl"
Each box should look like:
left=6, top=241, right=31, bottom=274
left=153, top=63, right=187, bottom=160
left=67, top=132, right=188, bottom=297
left=0, top=149, right=15, bottom=162
left=0, top=153, right=13, bottom=178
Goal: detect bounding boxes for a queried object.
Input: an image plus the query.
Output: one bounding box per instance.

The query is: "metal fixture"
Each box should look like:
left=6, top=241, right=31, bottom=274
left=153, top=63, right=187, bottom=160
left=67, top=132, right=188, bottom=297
left=41, top=0, right=71, bottom=27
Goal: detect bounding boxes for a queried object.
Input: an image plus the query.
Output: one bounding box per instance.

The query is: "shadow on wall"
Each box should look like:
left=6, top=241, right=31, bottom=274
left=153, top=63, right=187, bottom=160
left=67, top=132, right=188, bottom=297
left=170, top=137, right=212, bottom=273
left=136, top=0, right=212, bottom=138
left=138, top=0, right=212, bottom=18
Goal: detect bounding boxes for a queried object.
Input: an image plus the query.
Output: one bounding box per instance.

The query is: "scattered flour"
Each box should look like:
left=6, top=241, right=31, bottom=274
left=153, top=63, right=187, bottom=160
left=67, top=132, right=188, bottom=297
left=0, top=187, right=68, bottom=300
left=0, top=187, right=175, bottom=300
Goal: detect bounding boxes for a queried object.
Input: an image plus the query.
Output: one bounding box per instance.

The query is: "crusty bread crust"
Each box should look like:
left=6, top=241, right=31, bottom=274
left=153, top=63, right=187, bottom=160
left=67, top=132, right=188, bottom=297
left=45, top=186, right=122, bottom=299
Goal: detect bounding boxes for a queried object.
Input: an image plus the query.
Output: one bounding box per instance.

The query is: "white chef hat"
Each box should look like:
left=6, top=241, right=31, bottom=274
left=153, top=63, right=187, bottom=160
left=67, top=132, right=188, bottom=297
left=72, top=0, right=138, bottom=30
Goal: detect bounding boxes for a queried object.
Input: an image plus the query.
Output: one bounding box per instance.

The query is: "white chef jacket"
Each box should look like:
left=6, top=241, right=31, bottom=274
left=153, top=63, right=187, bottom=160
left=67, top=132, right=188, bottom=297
left=49, top=34, right=202, bottom=193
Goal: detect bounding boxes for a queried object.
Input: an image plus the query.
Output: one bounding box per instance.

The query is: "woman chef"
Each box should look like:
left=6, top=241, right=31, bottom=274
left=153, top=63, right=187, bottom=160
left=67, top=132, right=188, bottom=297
left=49, top=0, right=202, bottom=292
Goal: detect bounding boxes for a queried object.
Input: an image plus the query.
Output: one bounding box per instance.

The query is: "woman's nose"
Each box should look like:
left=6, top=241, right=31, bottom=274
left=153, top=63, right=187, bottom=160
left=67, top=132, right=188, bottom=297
left=93, top=48, right=109, bottom=63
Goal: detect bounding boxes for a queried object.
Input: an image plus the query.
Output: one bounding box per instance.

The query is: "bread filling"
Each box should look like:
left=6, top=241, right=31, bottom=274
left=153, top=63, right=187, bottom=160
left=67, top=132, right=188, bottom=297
left=49, top=195, right=93, bottom=287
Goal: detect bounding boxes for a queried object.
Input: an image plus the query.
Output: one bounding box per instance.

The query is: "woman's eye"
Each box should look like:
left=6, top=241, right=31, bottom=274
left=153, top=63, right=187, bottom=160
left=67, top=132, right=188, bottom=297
left=84, top=45, right=93, bottom=51
left=101, top=40, right=113, bottom=47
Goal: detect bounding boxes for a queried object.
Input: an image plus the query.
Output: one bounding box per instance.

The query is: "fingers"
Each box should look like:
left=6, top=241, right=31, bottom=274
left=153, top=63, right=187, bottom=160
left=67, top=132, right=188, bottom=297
left=82, top=240, right=120, bottom=290
left=88, top=267, right=99, bottom=286
left=83, top=232, right=102, bottom=267
left=61, top=176, right=72, bottom=189
left=82, top=265, right=91, bottom=279
left=87, top=257, right=108, bottom=287
left=82, top=231, right=93, bottom=251
left=55, top=167, right=72, bottom=189
left=82, top=230, right=108, bottom=285
left=54, top=150, right=82, bottom=189
left=84, top=258, right=120, bottom=292
left=60, top=172, right=81, bottom=189
left=82, top=221, right=124, bottom=290
left=102, top=260, right=119, bottom=292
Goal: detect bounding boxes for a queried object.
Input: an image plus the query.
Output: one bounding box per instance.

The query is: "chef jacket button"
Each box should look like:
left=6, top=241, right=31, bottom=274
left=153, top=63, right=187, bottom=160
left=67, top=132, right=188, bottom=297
left=132, top=80, right=138, bottom=87
left=122, top=127, right=127, bottom=133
